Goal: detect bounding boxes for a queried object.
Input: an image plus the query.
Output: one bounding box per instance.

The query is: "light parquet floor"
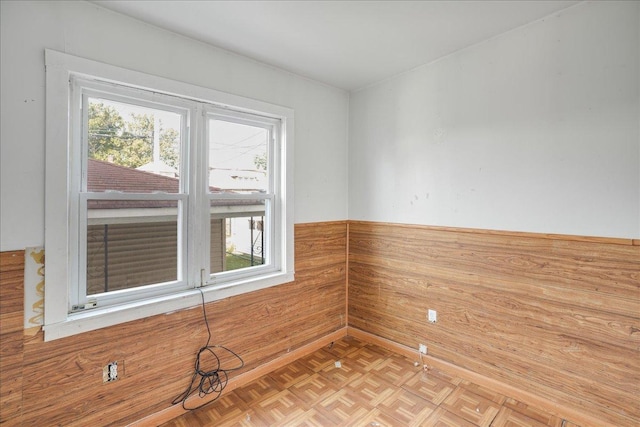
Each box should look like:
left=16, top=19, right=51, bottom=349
left=161, top=337, right=581, bottom=427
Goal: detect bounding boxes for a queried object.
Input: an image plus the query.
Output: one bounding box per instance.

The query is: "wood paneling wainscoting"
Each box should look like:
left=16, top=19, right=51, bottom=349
left=0, top=251, right=24, bottom=423
left=2, top=220, right=638, bottom=426
left=0, top=221, right=347, bottom=426
left=348, top=221, right=639, bottom=427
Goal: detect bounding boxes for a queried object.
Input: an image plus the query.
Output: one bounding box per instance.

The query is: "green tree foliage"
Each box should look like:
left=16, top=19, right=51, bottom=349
left=87, top=102, right=126, bottom=162
left=254, top=152, right=267, bottom=171
left=160, top=128, right=180, bottom=169
left=88, top=102, right=179, bottom=170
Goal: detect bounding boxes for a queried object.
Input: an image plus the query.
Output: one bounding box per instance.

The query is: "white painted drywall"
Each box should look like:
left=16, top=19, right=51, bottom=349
left=349, top=1, right=639, bottom=239
left=0, top=1, right=349, bottom=251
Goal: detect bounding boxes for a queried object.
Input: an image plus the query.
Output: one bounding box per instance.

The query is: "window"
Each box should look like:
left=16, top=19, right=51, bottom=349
left=44, top=50, right=294, bottom=340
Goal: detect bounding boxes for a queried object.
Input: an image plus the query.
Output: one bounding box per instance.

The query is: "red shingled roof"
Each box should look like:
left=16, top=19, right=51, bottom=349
left=87, top=159, right=179, bottom=209
left=86, top=159, right=261, bottom=210
left=88, top=158, right=180, bottom=193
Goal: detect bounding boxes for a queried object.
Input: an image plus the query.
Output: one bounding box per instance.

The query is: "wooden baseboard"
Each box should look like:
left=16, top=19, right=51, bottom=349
left=347, top=327, right=608, bottom=427
left=131, top=326, right=611, bottom=427
left=128, top=327, right=348, bottom=427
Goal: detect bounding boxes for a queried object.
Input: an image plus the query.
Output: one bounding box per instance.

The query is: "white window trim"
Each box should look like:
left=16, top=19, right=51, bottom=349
left=73, top=79, right=193, bottom=307
left=44, top=50, right=294, bottom=341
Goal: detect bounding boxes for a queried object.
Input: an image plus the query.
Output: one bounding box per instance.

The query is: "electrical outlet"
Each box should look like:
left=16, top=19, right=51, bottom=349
left=419, top=344, right=428, bottom=354
left=428, top=309, right=437, bottom=323
left=103, top=361, right=119, bottom=383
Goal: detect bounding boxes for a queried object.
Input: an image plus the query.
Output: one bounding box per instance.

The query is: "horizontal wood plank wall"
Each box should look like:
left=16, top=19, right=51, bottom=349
left=348, top=221, right=639, bottom=427
left=0, top=221, right=346, bottom=426
left=0, top=251, right=24, bottom=424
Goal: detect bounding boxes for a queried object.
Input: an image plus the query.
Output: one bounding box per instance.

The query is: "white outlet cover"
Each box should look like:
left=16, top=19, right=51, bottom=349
left=428, top=309, right=437, bottom=323
left=109, top=363, right=118, bottom=380
left=419, top=344, right=428, bottom=354
left=103, top=361, right=118, bottom=382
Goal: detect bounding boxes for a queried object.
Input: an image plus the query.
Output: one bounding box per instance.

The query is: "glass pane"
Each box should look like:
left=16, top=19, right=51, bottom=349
left=86, top=199, right=179, bottom=295
left=208, top=119, right=269, bottom=193
left=87, top=97, right=182, bottom=193
left=209, top=199, right=267, bottom=273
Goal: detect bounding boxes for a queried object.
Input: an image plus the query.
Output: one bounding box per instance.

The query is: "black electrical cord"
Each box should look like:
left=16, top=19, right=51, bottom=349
left=172, top=289, right=244, bottom=411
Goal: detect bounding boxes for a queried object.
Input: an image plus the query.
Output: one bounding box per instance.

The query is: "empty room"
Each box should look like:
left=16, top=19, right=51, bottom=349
left=0, top=1, right=638, bottom=426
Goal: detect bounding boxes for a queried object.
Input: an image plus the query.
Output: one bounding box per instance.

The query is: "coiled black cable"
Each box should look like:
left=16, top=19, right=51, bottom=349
left=172, top=289, right=244, bottom=410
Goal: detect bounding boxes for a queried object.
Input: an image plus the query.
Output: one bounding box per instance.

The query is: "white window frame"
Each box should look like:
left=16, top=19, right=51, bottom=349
left=74, top=81, right=193, bottom=310
left=204, top=108, right=281, bottom=289
left=44, top=50, right=294, bottom=341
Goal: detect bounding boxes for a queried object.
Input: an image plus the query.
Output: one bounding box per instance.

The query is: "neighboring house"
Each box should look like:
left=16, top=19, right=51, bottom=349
left=86, top=159, right=264, bottom=295
left=136, top=159, right=178, bottom=178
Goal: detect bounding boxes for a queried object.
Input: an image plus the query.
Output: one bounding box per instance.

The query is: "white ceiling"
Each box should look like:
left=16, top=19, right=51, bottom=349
left=92, top=1, right=581, bottom=91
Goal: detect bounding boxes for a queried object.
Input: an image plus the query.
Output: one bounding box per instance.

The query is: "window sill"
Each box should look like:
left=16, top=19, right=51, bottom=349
left=43, top=271, right=294, bottom=341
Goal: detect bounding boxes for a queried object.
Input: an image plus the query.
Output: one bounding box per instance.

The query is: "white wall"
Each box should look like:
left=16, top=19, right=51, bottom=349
left=349, top=1, right=639, bottom=239
left=0, top=0, right=349, bottom=252
left=2, top=1, right=639, bottom=249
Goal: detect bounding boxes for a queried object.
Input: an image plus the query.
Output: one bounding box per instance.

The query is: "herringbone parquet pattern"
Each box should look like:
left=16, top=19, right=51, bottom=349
left=161, top=337, right=581, bottom=426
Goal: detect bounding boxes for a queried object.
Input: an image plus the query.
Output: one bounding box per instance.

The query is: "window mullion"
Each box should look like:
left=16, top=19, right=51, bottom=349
left=177, top=109, right=190, bottom=288
left=187, top=104, right=208, bottom=287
